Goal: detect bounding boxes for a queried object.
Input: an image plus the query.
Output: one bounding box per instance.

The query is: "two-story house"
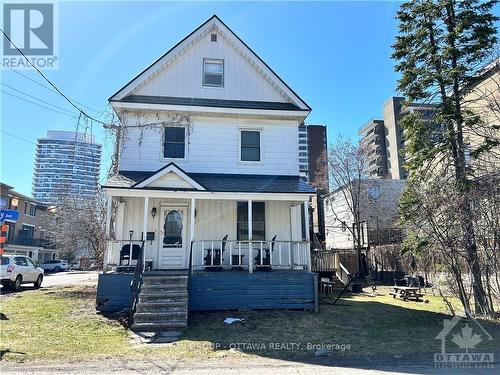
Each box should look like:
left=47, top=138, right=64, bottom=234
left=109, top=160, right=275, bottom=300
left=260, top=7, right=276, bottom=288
left=0, top=182, right=58, bottom=262
left=99, top=15, right=317, bottom=335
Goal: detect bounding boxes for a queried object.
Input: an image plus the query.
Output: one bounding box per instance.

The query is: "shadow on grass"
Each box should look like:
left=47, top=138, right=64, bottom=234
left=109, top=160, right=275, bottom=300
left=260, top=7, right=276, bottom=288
left=181, top=295, right=500, bottom=370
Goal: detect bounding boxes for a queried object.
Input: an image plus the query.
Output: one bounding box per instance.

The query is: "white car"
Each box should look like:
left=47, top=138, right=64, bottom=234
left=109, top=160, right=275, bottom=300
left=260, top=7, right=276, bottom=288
left=0, top=255, right=44, bottom=291
left=40, top=259, right=69, bottom=272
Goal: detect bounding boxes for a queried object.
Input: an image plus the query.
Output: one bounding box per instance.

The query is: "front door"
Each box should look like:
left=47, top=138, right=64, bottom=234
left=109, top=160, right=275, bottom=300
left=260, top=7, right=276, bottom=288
left=158, top=207, right=187, bottom=269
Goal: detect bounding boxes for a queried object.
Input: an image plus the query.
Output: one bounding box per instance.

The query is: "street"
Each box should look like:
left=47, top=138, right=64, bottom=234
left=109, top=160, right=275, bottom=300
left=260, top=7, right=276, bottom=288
left=1, top=357, right=495, bottom=375
left=42, top=271, right=98, bottom=288
left=0, top=271, right=98, bottom=294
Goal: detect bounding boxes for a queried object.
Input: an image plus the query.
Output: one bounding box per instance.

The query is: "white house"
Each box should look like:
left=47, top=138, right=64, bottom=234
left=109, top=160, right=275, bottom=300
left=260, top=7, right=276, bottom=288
left=98, top=16, right=318, bottom=332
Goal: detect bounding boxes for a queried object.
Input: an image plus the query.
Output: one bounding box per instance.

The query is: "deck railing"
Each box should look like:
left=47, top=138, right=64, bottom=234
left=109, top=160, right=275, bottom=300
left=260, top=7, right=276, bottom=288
left=104, top=239, right=146, bottom=272
left=311, top=249, right=337, bottom=273
left=190, top=240, right=311, bottom=273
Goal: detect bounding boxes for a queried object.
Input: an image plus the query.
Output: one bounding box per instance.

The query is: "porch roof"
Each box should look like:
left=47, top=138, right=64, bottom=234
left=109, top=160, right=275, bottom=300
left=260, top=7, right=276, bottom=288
left=113, top=170, right=316, bottom=194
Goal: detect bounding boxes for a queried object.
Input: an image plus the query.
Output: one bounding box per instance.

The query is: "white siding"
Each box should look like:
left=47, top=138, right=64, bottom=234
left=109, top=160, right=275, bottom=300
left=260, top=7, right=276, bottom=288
left=119, top=115, right=299, bottom=175
left=133, top=30, right=288, bottom=103
left=119, top=198, right=302, bottom=267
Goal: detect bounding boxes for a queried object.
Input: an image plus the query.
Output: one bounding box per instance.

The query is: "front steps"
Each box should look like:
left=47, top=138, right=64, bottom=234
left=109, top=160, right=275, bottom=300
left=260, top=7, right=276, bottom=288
left=131, top=271, right=188, bottom=341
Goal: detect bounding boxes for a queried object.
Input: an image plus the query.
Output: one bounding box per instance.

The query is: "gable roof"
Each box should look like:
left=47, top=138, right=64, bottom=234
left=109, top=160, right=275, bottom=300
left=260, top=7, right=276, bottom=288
left=108, top=15, right=311, bottom=111
left=133, top=163, right=206, bottom=190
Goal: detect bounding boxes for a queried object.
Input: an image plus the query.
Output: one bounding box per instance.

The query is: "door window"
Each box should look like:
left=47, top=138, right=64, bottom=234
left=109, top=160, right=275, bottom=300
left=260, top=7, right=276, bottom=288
left=163, top=210, right=183, bottom=246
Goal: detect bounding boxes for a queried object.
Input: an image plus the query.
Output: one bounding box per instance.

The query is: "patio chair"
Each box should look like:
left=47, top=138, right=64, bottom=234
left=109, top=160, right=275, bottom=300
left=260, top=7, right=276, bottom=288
left=119, top=244, right=141, bottom=266
left=204, top=234, right=228, bottom=270
left=254, top=234, right=277, bottom=268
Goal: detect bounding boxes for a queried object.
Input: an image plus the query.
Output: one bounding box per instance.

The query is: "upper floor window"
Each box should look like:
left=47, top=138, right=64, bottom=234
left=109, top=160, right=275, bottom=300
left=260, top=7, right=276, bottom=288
left=203, top=59, right=224, bottom=87
left=163, top=127, right=185, bottom=159
left=240, top=130, right=261, bottom=162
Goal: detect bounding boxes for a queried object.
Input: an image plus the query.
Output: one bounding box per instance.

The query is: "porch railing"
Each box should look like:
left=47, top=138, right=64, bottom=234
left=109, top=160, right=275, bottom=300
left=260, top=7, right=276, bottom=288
left=190, top=240, right=311, bottom=273
left=104, top=239, right=146, bottom=271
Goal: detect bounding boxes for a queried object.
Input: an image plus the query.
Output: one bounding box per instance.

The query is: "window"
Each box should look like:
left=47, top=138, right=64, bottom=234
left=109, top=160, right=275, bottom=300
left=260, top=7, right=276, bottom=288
left=240, top=130, right=261, bottom=162
left=14, top=257, right=28, bottom=266
left=163, top=127, right=185, bottom=159
left=237, top=202, right=265, bottom=240
left=24, top=202, right=28, bottom=214
left=203, top=59, right=224, bottom=87
left=30, top=204, right=36, bottom=217
left=210, top=33, right=217, bottom=42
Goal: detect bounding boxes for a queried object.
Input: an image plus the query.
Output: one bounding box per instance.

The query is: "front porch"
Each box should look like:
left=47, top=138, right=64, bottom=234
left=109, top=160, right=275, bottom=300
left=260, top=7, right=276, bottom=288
left=103, top=194, right=312, bottom=273
left=99, top=166, right=317, bottom=318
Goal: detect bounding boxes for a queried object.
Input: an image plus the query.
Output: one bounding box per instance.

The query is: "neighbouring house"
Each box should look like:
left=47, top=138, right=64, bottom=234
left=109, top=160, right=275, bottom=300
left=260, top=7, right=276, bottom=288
left=0, top=182, right=58, bottom=262
left=98, top=15, right=318, bottom=333
left=321, top=179, right=405, bottom=276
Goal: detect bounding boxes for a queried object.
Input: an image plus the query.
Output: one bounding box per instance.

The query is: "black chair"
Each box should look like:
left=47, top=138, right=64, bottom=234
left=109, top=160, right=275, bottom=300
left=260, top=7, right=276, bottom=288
left=120, top=244, right=141, bottom=265
left=204, top=234, right=228, bottom=269
left=255, top=234, right=277, bottom=267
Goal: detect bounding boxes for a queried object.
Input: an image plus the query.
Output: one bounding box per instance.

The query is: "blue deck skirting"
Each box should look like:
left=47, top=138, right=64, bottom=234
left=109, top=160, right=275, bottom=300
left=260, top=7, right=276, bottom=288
left=95, top=271, right=317, bottom=313
left=188, top=271, right=316, bottom=311
left=96, top=273, right=133, bottom=312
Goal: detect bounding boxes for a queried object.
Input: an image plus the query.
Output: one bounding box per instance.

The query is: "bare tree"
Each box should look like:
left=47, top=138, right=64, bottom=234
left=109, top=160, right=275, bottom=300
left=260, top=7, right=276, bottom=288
left=324, top=136, right=368, bottom=277
left=43, top=189, right=107, bottom=268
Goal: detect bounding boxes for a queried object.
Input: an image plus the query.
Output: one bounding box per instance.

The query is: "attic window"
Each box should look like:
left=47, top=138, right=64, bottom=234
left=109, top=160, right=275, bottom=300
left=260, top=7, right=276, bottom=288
left=211, top=34, right=217, bottom=42
left=203, top=58, right=224, bottom=87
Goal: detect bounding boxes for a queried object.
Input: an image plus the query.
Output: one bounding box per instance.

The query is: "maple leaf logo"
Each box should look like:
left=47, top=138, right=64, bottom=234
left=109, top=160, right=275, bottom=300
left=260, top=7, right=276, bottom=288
left=451, top=324, right=482, bottom=353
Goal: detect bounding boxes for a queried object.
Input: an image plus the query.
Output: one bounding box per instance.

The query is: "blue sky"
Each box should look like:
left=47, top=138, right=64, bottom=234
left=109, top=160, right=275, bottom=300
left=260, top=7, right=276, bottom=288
left=1, top=1, right=494, bottom=196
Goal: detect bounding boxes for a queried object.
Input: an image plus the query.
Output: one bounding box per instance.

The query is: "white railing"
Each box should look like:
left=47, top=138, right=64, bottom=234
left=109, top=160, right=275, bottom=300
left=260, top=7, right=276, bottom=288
left=104, top=239, right=145, bottom=271
left=190, top=240, right=311, bottom=273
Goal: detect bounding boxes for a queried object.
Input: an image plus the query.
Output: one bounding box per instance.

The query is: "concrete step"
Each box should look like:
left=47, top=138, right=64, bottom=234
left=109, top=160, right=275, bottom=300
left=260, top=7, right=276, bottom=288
left=136, top=301, right=187, bottom=313
left=131, top=320, right=188, bottom=332
left=134, top=311, right=187, bottom=323
left=139, top=292, right=188, bottom=303
left=142, top=278, right=188, bottom=286
left=141, top=285, right=187, bottom=293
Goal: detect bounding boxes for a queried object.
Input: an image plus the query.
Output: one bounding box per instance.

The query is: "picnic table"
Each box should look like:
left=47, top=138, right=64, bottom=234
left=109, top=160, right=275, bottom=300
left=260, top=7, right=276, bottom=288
left=389, top=286, right=424, bottom=301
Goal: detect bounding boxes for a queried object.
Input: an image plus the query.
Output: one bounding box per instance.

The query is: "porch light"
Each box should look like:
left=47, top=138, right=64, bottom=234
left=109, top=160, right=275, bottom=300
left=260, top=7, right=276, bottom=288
left=129, top=230, right=133, bottom=239
left=151, top=207, right=157, bottom=218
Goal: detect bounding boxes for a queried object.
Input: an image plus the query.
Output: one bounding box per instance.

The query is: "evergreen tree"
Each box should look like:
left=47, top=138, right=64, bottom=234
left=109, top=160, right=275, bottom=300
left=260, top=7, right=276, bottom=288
left=393, top=0, right=498, bottom=316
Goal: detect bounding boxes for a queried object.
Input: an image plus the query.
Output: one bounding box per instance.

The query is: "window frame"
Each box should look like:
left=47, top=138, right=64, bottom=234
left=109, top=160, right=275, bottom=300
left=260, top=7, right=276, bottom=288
left=237, top=201, right=266, bottom=241
left=161, top=126, right=187, bottom=161
left=202, top=58, right=224, bottom=88
left=239, top=128, right=263, bottom=164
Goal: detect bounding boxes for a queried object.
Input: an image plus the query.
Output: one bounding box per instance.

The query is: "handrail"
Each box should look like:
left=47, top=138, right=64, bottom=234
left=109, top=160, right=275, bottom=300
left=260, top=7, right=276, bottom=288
left=337, top=261, right=351, bottom=288
left=129, top=241, right=145, bottom=325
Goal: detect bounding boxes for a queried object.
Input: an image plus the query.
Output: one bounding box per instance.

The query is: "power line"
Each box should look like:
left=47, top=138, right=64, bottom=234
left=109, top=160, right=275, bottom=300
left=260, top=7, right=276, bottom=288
left=1, top=82, right=80, bottom=116
left=0, top=28, right=109, bottom=126
left=1, top=130, right=36, bottom=145
left=1, top=89, right=80, bottom=118
left=6, top=67, right=102, bottom=114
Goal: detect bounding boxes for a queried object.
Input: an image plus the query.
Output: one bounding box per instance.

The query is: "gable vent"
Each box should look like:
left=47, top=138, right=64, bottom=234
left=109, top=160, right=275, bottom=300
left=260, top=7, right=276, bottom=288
left=211, top=33, right=217, bottom=42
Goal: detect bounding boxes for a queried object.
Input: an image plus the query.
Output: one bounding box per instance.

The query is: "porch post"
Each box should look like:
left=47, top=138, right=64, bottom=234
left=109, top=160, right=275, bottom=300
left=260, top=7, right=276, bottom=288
left=190, top=198, right=196, bottom=273
left=103, top=195, right=112, bottom=273
left=190, top=198, right=196, bottom=242
left=304, top=199, right=311, bottom=272
left=248, top=199, right=253, bottom=273
left=304, top=200, right=310, bottom=241
left=105, top=195, right=112, bottom=239
left=142, top=196, right=149, bottom=270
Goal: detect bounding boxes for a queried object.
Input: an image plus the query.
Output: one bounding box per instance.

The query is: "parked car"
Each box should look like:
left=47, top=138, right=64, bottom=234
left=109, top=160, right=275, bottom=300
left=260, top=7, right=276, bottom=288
left=40, top=259, right=69, bottom=272
left=0, top=255, right=44, bottom=291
